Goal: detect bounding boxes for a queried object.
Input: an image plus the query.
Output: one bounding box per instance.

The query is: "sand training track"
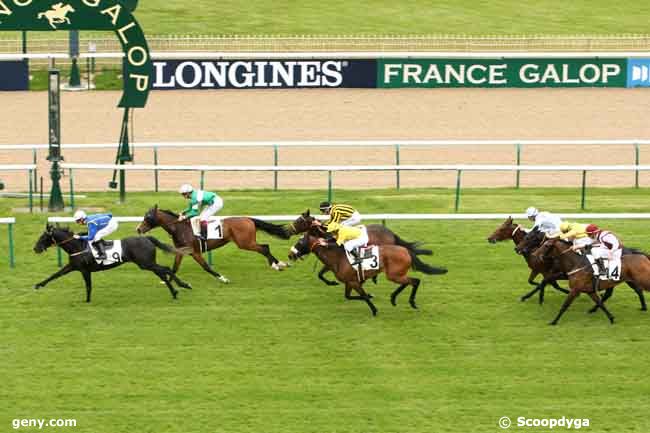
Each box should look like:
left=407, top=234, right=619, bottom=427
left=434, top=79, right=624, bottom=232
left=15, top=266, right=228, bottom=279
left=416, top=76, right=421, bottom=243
left=0, top=88, right=649, bottom=191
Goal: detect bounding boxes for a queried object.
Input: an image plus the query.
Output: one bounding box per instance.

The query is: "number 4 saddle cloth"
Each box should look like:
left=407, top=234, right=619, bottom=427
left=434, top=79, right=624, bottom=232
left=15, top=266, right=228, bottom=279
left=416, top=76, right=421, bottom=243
left=345, top=245, right=380, bottom=271
left=190, top=217, right=224, bottom=240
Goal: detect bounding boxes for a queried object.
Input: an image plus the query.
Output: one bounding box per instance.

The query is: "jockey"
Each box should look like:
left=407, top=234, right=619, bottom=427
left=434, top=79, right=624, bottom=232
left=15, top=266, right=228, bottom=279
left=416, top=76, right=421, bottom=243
left=325, top=221, right=368, bottom=264
left=558, top=221, right=593, bottom=250
left=178, top=184, right=223, bottom=240
left=526, top=207, right=562, bottom=236
left=585, top=224, right=623, bottom=281
left=318, top=201, right=361, bottom=229
left=73, top=210, right=118, bottom=260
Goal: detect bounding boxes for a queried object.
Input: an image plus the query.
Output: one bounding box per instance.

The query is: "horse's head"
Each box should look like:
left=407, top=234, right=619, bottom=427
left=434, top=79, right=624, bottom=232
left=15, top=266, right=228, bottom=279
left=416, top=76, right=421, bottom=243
left=137, top=205, right=160, bottom=234
left=532, top=238, right=566, bottom=261
left=515, top=227, right=545, bottom=256
left=288, top=229, right=324, bottom=261
left=487, top=217, right=516, bottom=244
left=287, top=209, right=315, bottom=236
left=33, top=224, right=55, bottom=253
left=33, top=225, right=74, bottom=254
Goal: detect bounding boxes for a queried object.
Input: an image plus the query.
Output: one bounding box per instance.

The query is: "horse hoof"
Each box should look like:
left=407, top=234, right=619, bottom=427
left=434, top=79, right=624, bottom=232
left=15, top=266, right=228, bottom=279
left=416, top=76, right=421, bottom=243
left=642, top=307, right=648, bottom=312
left=549, top=321, right=558, bottom=326
left=34, top=284, right=42, bottom=290
left=218, top=276, right=230, bottom=284
left=587, top=308, right=598, bottom=314
left=371, top=309, right=378, bottom=316
left=609, top=317, right=615, bottom=324
left=325, top=281, right=339, bottom=286
left=409, top=301, right=418, bottom=309
left=390, top=297, right=397, bottom=306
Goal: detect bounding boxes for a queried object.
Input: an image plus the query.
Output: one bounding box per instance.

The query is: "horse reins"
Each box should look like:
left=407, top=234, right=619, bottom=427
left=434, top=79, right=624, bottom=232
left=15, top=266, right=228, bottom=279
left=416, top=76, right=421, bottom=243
left=51, top=233, right=86, bottom=257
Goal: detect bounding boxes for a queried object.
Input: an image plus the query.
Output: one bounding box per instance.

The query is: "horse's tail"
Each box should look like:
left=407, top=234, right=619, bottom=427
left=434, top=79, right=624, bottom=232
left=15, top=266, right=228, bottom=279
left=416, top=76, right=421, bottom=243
left=393, top=233, right=432, bottom=256
left=37, top=12, right=44, bottom=18
left=407, top=249, right=447, bottom=275
left=252, top=218, right=291, bottom=239
left=146, top=236, right=188, bottom=255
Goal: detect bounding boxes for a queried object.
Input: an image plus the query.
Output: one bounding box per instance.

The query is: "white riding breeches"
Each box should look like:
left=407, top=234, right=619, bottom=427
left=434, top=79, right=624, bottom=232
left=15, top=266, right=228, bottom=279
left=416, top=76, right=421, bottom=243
left=92, top=219, right=118, bottom=244
left=343, top=226, right=369, bottom=252
left=573, top=237, right=593, bottom=248
left=340, top=211, right=361, bottom=227
left=591, top=246, right=622, bottom=280
left=199, top=197, right=224, bottom=222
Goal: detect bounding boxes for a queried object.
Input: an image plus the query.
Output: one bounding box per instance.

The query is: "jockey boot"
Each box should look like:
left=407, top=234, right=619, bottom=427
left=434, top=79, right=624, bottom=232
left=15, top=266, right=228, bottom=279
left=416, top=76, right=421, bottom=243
left=596, top=259, right=607, bottom=278
left=94, top=241, right=107, bottom=260
left=200, top=221, right=208, bottom=240
left=349, top=247, right=362, bottom=265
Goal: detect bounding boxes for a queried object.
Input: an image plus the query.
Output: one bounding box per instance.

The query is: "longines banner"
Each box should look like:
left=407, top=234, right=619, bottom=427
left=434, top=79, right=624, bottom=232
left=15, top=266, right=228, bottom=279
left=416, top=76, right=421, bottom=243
left=151, top=59, right=377, bottom=89
left=378, top=58, right=627, bottom=88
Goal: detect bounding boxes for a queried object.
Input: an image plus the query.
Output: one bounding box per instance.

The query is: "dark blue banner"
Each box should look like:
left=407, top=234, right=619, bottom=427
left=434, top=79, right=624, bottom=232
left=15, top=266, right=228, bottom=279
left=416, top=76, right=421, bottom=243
left=0, top=60, right=29, bottom=90
left=151, top=59, right=376, bottom=90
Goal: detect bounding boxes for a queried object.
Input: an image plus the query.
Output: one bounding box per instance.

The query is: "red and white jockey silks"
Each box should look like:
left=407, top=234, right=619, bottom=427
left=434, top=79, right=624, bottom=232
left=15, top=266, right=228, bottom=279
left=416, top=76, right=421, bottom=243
left=590, top=231, right=622, bottom=281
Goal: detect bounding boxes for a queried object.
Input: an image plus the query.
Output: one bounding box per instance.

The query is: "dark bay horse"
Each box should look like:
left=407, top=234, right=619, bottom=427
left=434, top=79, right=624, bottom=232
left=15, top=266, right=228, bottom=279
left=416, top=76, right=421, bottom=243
left=534, top=238, right=650, bottom=325
left=33, top=224, right=190, bottom=302
left=137, top=206, right=291, bottom=283
left=287, top=209, right=432, bottom=286
left=487, top=217, right=568, bottom=303
left=288, top=227, right=447, bottom=316
left=515, top=228, right=646, bottom=313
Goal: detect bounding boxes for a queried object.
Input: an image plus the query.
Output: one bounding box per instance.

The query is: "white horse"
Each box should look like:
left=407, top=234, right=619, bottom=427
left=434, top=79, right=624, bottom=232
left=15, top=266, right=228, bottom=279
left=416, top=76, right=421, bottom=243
left=38, top=3, right=75, bottom=29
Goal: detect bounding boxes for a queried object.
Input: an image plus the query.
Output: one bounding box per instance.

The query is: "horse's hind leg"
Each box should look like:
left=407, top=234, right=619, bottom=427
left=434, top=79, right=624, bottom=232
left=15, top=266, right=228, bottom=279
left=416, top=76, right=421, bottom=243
left=390, top=283, right=408, bottom=306
left=149, top=265, right=178, bottom=299
left=255, top=243, right=287, bottom=271
left=627, top=282, right=647, bottom=311
left=407, top=277, right=421, bottom=309
left=348, top=283, right=377, bottom=316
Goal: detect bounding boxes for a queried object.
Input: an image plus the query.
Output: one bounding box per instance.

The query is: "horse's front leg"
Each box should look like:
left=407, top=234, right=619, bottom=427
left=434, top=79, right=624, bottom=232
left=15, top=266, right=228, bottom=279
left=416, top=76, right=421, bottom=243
left=191, top=252, right=229, bottom=283
left=34, top=264, right=75, bottom=290
left=318, top=265, right=339, bottom=286
left=550, top=288, right=580, bottom=326
left=81, top=270, right=93, bottom=303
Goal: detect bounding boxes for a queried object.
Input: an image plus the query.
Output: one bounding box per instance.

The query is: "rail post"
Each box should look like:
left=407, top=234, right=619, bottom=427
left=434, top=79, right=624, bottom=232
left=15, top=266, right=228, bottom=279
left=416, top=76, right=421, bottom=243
left=8, top=222, right=15, bottom=268
left=68, top=168, right=75, bottom=210
left=57, top=247, right=62, bottom=267
left=454, top=169, right=462, bottom=212
left=28, top=168, right=33, bottom=213
left=40, top=176, right=44, bottom=212
left=635, top=142, right=640, bottom=188
left=208, top=250, right=213, bottom=266
left=32, top=148, right=38, bottom=192
left=395, top=143, right=401, bottom=190
left=327, top=170, right=333, bottom=202
left=515, top=143, right=522, bottom=188
left=153, top=146, right=159, bottom=192
left=200, top=170, right=205, bottom=190
left=273, top=144, right=279, bottom=191
left=580, top=170, right=587, bottom=210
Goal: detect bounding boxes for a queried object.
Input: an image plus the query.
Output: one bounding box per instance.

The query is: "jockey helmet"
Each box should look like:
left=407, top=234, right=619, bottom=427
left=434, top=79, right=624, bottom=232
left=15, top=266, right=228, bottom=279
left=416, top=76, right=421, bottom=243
left=319, top=201, right=332, bottom=212
left=179, top=184, right=193, bottom=194
left=585, top=224, right=600, bottom=235
left=559, top=221, right=571, bottom=232
left=525, top=207, right=539, bottom=218
left=73, top=210, right=87, bottom=222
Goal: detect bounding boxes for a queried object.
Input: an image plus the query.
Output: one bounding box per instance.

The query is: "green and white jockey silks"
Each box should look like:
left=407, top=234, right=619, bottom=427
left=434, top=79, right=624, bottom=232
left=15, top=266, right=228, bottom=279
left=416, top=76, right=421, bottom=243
left=182, top=189, right=223, bottom=221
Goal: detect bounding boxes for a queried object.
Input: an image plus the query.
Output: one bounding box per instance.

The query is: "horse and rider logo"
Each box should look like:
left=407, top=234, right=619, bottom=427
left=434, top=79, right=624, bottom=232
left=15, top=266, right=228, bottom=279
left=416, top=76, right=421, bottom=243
left=38, top=3, right=75, bottom=29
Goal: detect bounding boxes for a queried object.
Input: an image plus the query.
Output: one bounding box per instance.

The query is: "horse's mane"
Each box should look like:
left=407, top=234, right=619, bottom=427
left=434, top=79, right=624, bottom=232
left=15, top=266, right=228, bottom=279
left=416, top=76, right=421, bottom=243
left=160, top=209, right=179, bottom=218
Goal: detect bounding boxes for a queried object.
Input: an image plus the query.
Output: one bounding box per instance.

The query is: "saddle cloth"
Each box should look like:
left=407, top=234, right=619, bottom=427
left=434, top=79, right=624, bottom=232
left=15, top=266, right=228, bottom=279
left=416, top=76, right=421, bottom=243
left=346, top=245, right=380, bottom=271
left=91, top=240, right=123, bottom=265
left=190, top=217, right=224, bottom=240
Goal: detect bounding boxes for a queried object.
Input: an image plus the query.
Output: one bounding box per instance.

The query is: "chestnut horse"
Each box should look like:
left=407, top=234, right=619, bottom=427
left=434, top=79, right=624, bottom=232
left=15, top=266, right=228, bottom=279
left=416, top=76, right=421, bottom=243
left=288, top=227, right=447, bottom=316
left=137, top=206, right=291, bottom=284
left=487, top=217, right=568, bottom=303
left=534, top=238, right=650, bottom=325
left=287, top=209, right=432, bottom=286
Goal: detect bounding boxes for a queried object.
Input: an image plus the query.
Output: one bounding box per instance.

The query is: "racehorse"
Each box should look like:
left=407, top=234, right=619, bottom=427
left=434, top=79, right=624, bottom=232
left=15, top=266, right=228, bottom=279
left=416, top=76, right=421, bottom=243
left=38, top=3, right=75, bottom=29
left=288, top=227, right=447, bottom=316
left=515, top=228, right=647, bottom=313
left=533, top=238, right=650, bottom=325
left=137, top=206, right=291, bottom=283
left=287, top=209, right=432, bottom=286
left=487, top=217, right=568, bottom=303
left=33, top=224, right=190, bottom=302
